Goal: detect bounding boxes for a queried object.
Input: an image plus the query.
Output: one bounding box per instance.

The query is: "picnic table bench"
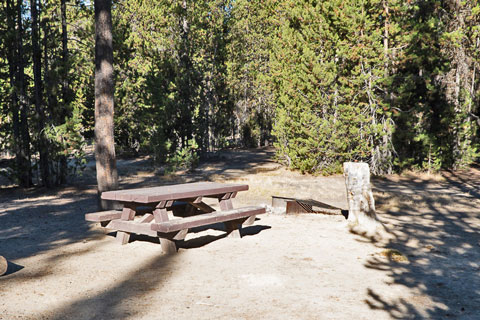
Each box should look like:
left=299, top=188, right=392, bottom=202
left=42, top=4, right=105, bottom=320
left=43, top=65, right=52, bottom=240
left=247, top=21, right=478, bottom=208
left=85, top=182, right=266, bottom=253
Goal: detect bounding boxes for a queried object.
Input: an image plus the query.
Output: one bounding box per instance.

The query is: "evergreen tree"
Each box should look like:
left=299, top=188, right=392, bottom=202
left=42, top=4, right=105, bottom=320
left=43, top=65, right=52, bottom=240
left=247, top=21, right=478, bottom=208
left=1, top=0, right=480, bottom=185
left=270, top=0, right=394, bottom=174
left=95, top=0, right=119, bottom=209
left=392, top=0, right=480, bottom=171
left=226, top=0, right=276, bottom=147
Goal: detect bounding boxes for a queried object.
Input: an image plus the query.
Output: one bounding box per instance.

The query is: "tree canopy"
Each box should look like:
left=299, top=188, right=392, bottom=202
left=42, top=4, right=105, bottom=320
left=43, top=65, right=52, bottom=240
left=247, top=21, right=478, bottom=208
left=1, top=0, right=480, bottom=187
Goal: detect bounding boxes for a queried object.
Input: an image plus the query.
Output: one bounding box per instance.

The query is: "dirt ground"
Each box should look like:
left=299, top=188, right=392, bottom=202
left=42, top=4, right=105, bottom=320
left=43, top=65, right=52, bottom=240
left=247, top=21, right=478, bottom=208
left=1, top=148, right=479, bottom=319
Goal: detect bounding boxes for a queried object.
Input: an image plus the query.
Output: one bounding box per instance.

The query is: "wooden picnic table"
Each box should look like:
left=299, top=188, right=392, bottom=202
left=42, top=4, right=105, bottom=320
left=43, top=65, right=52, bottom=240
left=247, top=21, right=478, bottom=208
left=85, top=182, right=265, bottom=253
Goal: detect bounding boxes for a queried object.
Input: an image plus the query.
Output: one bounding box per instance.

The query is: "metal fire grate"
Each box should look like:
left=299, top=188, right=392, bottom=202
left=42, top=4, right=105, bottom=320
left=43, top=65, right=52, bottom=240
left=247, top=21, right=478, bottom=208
left=272, top=196, right=346, bottom=215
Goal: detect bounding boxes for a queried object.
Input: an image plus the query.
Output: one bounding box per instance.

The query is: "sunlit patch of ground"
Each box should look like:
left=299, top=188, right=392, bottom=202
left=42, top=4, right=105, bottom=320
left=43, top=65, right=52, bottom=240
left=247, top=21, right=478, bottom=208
left=1, top=149, right=479, bottom=319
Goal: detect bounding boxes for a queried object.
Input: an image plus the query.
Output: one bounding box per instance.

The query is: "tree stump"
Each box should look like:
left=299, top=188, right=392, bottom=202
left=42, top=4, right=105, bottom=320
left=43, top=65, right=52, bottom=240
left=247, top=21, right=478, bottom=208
left=343, top=162, right=388, bottom=240
left=0, top=256, right=7, bottom=276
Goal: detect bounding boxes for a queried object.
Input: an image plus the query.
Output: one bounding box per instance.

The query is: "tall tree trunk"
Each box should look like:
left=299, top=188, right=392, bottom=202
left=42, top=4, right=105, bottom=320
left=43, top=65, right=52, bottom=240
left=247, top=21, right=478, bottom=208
left=177, top=0, right=193, bottom=147
left=31, top=0, right=51, bottom=187
left=61, top=0, right=68, bottom=102
left=12, top=0, right=32, bottom=187
left=42, top=15, right=52, bottom=113
left=41, top=10, right=58, bottom=133
left=205, top=76, right=215, bottom=152
left=42, top=6, right=62, bottom=184
left=59, top=0, right=69, bottom=184
left=95, top=0, right=119, bottom=210
left=383, top=0, right=389, bottom=79
left=8, top=0, right=22, bottom=184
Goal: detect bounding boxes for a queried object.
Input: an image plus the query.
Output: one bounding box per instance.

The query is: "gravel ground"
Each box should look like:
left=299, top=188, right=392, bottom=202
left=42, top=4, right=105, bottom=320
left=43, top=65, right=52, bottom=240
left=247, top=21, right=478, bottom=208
left=1, top=148, right=479, bottom=319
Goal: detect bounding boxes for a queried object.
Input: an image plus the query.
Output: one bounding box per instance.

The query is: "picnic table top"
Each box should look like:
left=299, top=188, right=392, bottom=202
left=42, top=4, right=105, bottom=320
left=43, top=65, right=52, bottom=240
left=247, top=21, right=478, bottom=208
left=101, top=182, right=249, bottom=203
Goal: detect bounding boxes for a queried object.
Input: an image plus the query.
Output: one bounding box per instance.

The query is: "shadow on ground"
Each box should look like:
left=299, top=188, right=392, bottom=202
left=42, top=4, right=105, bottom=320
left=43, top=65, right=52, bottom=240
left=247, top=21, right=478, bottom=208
left=0, top=148, right=279, bottom=318
left=0, top=148, right=277, bottom=261
left=196, top=147, right=279, bottom=176
left=45, top=252, right=176, bottom=320
left=365, top=168, right=480, bottom=319
left=0, top=185, right=99, bottom=262
left=126, top=223, right=272, bottom=250
left=0, top=147, right=277, bottom=282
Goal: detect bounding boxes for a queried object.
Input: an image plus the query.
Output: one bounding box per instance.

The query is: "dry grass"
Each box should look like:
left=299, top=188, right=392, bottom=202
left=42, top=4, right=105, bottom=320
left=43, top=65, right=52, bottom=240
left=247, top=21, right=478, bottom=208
left=387, top=170, right=447, bottom=183
left=379, top=249, right=409, bottom=263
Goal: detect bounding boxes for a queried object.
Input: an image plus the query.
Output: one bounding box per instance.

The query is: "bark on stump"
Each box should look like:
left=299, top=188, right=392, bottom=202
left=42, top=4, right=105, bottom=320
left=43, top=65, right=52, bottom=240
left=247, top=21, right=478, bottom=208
left=0, top=256, right=7, bottom=276
left=343, top=162, right=387, bottom=240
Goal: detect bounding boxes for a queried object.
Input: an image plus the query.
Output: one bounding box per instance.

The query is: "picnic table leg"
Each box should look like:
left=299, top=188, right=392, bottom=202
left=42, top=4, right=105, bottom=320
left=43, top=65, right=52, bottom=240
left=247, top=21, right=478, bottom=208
left=116, top=206, right=136, bottom=245
left=219, top=192, right=234, bottom=210
left=243, top=215, right=256, bottom=226
left=154, top=205, right=177, bottom=254
left=219, top=193, right=241, bottom=238
left=224, top=220, right=242, bottom=238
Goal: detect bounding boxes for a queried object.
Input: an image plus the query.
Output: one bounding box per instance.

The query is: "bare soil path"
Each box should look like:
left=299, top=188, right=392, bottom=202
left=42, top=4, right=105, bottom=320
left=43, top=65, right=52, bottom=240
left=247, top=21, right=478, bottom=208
left=1, top=148, right=479, bottom=319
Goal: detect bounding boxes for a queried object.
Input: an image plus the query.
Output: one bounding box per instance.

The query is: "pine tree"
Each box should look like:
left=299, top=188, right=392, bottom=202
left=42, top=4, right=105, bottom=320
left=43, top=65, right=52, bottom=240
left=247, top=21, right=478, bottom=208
left=95, top=0, right=118, bottom=209
left=270, top=0, right=394, bottom=174
left=226, top=0, right=276, bottom=147
left=391, top=0, right=480, bottom=171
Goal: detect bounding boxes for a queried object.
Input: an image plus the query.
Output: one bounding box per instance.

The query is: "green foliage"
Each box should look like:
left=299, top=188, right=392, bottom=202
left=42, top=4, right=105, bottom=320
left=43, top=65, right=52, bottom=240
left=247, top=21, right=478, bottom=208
left=269, top=0, right=394, bottom=174
left=166, top=139, right=199, bottom=172
left=268, top=0, right=480, bottom=174
left=391, top=0, right=480, bottom=171
left=43, top=106, right=86, bottom=176
left=112, top=0, right=234, bottom=155
left=1, top=0, right=480, bottom=187
left=225, top=0, right=276, bottom=147
left=0, top=0, right=92, bottom=186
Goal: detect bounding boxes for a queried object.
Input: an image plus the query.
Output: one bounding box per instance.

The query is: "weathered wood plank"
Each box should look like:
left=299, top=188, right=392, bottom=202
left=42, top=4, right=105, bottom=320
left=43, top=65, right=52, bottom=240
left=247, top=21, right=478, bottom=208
left=107, top=219, right=186, bottom=244
left=221, top=192, right=232, bottom=200
left=193, top=196, right=202, bottom=203
left=85, top=210, right=122, bottom=222
left=101, top=182, right=248, bottom=203
left=121, top=207, right=136, bottom=220
left=243, top=215, right=256, bottom=226
left=153, top=208, right=169, bottom=222
left=153, top=207, right=177, bottom=253
left=116, top=231, right=130, bottom=245
left=173, top=229, right=188, bottom=241
left=219, top=198, right=233, bottom=211
left=225, top=219, right=243, bottom=238
left=151, top=206, right=266, bottom=233
left=160, top=239, right=178, bottom=254
left=139, top=213, right=154, bottom=223
left=109, top=220, right=158, bottom=237
left=116, top=207, right=135, bottom=245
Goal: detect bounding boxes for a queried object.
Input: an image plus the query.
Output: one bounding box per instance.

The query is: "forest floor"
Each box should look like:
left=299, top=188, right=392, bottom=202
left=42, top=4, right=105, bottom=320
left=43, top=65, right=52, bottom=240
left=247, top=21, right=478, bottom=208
left=1, top=147, right=480, bottom=319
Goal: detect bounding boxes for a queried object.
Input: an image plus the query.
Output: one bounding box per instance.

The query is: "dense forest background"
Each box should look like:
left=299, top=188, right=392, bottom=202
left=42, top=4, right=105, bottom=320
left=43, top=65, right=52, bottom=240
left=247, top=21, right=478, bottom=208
left=1, top=0, right=480, bottom=188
